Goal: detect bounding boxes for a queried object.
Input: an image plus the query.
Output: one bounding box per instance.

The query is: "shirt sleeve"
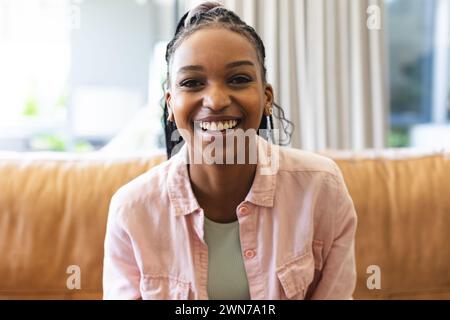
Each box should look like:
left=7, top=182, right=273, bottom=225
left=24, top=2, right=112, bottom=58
left=310, top=165, right=358, bottom=300
left=103, top=197, right=141, bottom=300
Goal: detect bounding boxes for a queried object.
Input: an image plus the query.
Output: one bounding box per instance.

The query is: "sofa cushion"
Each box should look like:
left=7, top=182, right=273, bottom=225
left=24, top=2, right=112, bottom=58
left=0, top=151, right=166, bottom=299
left=327, top=150, right=450, bottom=299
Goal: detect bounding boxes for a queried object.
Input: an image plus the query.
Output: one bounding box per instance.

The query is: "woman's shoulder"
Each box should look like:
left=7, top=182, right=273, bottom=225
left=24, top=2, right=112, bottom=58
left=110, top=155, right=176, bottom=209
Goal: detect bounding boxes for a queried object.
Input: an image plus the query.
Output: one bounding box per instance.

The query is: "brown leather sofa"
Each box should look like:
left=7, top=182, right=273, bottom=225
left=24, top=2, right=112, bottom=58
left=0, top=149, right=449, bottom=299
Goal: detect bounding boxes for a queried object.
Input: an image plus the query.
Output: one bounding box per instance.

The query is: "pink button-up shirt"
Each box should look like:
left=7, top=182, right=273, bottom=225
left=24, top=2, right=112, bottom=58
left=103, top=136, right=357, bottom=300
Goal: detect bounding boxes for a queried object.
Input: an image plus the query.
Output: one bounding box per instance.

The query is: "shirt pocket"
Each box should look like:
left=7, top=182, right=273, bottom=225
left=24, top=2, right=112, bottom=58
left=140, top=275, right=191, bottom=300
left=276, top=250, right=315, bottom=300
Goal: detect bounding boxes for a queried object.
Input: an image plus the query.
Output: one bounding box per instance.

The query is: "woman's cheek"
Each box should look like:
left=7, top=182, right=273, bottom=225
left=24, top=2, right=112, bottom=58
left=173, top=98, right=192, bottom=128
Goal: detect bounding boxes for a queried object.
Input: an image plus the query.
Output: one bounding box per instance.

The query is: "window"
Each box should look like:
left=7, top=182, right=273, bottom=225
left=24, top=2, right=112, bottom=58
left=446, top=34, right=450, bottom=120
left=0, top=0, right=177, bottom=152
left=386, top=0, right=450, bottom=148
left=0, top=0, right=71, bottom=151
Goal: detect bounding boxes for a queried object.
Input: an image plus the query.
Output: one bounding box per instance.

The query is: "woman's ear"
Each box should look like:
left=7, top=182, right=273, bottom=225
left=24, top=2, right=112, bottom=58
left=264, top=84, right=274, bottom=116
left=165, top=92, right=174, bottom=122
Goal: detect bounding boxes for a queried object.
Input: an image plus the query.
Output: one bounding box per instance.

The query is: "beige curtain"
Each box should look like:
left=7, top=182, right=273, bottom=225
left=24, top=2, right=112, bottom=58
left=221, top=0, right=389, bottom=150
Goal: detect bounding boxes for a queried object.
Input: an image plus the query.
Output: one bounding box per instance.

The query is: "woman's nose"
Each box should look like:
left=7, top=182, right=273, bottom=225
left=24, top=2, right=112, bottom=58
left=202, top=85, right=231, bottom=110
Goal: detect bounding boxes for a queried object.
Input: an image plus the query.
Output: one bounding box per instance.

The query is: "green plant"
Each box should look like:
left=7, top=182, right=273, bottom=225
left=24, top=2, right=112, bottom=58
left=74, top=141, right=94, bottom=152
left=30, top=134, right=96, bottom=152
left=54, top=88, right=69, bottom=111
left=30, top=134, right=67, bottom=151
left=22, top=95, right=40, bottom=117
left=388, top=127, right=410, bottom=148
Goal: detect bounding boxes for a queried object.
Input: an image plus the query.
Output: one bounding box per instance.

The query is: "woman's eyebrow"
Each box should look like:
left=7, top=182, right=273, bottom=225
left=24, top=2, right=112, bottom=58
left=225, top=60, right=255, bottom=68
left=177, top=60, right=255, bottom=74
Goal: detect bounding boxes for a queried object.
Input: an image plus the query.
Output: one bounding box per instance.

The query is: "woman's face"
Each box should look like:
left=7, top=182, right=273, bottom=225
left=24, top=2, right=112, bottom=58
left=165, top=28, right=273, bottom=161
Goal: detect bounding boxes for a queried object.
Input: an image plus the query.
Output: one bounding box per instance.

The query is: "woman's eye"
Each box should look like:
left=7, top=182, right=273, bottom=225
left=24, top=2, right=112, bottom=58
left=229, top=75, right=252, bottom=85
left=179, top=79, right=204, bottom=88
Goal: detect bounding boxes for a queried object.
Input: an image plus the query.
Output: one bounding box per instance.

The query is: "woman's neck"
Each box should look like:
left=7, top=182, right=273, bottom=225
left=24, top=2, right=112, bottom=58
left=188, top=162, right=257, bottom=223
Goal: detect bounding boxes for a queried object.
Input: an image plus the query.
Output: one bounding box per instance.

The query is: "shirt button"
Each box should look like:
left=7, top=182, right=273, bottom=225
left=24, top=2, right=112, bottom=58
left=239, top=205, right=250, bottom=216
left=244, top=249, right=256, bottom=259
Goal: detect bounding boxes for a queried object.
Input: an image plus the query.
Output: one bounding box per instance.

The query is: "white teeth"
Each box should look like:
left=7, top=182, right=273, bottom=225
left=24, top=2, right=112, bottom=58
left=198, top=120, right=239, bottom=131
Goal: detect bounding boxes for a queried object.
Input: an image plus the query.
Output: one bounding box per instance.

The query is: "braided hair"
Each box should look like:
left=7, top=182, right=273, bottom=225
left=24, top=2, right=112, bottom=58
left=162, top=1, right=293, bottom=158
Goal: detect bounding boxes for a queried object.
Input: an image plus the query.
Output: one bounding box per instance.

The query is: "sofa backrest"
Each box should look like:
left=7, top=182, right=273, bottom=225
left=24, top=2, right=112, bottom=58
left=327, top=150, right=450, bottom=299
left=0, top=152, right=166, bottom=299
left=0, top=150, right=449, bottom=299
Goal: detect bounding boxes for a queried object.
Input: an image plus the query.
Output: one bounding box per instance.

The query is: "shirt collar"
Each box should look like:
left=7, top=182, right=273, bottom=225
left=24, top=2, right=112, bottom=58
left=167, top=136, right=278, bottom=217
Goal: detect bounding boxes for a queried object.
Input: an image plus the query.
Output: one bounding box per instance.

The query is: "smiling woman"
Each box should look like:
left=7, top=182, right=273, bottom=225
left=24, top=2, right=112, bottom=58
left=103, top=1, right=358, bottom=300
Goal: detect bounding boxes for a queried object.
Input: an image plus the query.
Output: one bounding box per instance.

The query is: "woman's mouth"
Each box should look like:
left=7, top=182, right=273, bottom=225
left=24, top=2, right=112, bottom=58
left=193, top=118, right=243, bottom=136
left=198, top=119, right=240, bottom=132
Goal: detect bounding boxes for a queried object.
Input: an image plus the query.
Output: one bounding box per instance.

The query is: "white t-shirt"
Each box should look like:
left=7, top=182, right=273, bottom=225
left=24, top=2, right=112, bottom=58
left=204, top=216, right=251, bottom=300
